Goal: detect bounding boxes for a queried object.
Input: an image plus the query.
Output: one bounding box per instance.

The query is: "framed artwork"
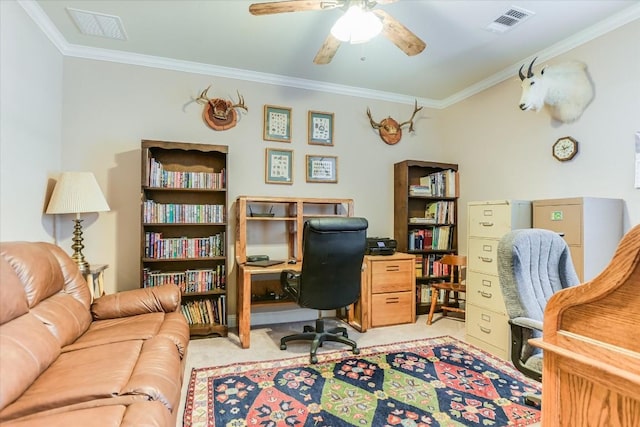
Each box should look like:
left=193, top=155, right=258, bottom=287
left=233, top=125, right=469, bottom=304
left=265, top=148, right=293, bottom=184
left=308, top=110, right=334, bottom=146
left=306, top=155, right=337, bottom=183
left=263, top=105, right=292, bottom=142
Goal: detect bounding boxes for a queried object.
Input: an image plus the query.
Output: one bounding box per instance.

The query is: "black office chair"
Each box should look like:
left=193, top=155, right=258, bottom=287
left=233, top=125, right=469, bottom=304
left=497, top=228, right=581, bottom=405
left=280, top=217, right=368, bottom=364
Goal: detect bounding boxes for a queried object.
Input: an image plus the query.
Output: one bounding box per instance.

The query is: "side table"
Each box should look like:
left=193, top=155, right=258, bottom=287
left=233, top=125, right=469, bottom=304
left=84, top=264, right=108, bottom=301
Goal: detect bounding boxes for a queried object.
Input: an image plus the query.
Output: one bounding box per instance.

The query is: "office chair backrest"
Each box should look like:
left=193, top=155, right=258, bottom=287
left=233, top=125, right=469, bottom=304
left=298, top=217, right=368, bottom=310
left=498, top=228, right=580, bottom=324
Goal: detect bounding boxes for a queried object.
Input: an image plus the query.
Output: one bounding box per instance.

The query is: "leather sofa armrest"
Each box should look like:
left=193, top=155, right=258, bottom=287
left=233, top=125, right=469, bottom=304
left=91, top=284, right=181, bottom=320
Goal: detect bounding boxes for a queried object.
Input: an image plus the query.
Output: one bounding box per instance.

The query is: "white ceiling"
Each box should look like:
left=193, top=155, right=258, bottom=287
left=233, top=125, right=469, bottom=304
left=22, top=0, right=640, bottom=107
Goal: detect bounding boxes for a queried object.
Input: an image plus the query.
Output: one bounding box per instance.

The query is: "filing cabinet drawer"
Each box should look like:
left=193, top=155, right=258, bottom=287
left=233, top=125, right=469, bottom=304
left=468, top=203, right=513, bottom=238
left=371, top=260, right=413, bottom=293
left=467, top=271, right=507, bottom=314
left=533, top=203, right=582, bottom=245
left=466, top=304, right=509, bottom=352
left=467, top=238, right=499, bottom=275
left=371, top=291, right=413, bottom=327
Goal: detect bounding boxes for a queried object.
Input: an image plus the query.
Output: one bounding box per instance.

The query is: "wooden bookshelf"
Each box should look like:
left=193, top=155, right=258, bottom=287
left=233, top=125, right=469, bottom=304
left=140, top=140, right=228, bottom=338
left=394, top=160, right=459, bottom=316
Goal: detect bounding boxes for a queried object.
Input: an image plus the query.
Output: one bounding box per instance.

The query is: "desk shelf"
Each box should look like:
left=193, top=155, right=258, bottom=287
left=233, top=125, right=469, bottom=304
left=235, top=196, right=354, bottom=348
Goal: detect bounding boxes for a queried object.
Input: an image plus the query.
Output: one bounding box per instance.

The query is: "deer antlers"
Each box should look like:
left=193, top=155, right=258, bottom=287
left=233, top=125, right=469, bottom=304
left=398, top=100, right=423, bottom=133
left=196, top=85, right=248, bottom=131
left=366, top=100, right=423, bottom=145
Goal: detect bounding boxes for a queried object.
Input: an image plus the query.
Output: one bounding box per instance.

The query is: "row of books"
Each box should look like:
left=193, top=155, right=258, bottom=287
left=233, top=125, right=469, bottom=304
left=416, top=283, right=445, bottom=304
left=144, top=232, right=225, bottom=259
left=408, top=226, right=454, bottom=250
left=422, top=200, right=455, bottom=224
left=181, top=296, right=226, bottom=326
left=142, top=200, right=225, bottom=224
left=142, top=266, right=226, bottom=291
left=146, top=157, right=225, bottom=189
left=415, top=254, right=452, bottom=278
left=417, top=169, right=458, bottom=197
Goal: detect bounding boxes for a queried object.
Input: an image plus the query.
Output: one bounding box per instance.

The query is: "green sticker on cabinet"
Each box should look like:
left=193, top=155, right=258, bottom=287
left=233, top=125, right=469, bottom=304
left=551, top=211, right=563, bottom=221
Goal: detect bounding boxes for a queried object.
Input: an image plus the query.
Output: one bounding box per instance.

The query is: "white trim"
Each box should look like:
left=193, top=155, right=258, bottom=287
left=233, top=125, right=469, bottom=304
left=18, top=0, right=640, bottom=109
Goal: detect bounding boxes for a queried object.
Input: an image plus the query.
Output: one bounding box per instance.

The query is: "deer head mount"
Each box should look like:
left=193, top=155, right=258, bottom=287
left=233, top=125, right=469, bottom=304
left=366, top=100, right=423, bottom=145
left=196, top=85, right=248, bottom=131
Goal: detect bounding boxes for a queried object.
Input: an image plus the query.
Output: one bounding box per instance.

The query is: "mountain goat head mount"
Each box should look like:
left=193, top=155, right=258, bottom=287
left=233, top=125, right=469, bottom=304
left=196, top=85, right=248, bottom=131
left=518, top=57, right=594, bottom=123
left=367, top=100, right=423, bottom=145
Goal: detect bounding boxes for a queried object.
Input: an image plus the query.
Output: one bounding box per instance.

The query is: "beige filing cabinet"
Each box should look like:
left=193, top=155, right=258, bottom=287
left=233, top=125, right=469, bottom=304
left=532, top=197, right=623, bottom=282
left=466, top=200, right=531, bottom=360
left=350, top=253, right=416, bottom=331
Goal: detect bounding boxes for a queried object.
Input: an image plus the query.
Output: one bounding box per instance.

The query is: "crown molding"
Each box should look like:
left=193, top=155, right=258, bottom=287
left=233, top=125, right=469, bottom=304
left=19, top=0, right=639, bottom=110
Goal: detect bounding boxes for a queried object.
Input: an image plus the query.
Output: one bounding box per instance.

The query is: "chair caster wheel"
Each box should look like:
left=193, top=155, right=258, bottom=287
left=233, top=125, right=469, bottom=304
left=303, top=326, right=313, bottom=332
left=353, top=348, right=360, bottom=355
left=280, top=344, right=287, bottom=350
left=310, top=355, right=318, bottom=364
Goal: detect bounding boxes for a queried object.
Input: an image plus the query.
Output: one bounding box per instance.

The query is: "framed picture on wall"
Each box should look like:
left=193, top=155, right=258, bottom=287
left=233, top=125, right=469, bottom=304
left=308, top=110, right=334, bottom=146
left=263, top=105, right=292, bottom=142
left=306, top=155, right=337, bottom=183
left=265, top=148, right=293, bottom=184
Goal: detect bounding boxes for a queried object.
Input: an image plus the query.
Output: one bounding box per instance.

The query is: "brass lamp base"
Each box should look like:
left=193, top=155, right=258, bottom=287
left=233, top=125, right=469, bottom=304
left=71, top=218, right=90, bottom=274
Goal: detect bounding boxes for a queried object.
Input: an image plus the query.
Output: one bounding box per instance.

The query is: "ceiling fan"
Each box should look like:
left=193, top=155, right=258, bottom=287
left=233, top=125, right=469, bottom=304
left=249, top=0, right=427, bottom=64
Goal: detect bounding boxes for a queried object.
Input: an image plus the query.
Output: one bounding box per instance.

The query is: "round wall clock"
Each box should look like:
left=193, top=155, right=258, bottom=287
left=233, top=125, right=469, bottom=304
left=552, top=136, right=578, bottom=162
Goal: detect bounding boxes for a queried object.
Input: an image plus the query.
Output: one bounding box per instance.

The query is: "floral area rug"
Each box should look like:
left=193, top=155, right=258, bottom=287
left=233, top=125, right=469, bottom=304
left=183, top=336, right=541, bottom=426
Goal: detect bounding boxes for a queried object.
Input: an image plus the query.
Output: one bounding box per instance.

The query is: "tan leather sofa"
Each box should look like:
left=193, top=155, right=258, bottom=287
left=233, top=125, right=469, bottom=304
left=0, top=241, right=190, bottom=426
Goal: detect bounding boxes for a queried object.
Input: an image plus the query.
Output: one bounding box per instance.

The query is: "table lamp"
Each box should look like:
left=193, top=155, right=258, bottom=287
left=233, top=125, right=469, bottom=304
left=46, top=171, right=110, bottom=273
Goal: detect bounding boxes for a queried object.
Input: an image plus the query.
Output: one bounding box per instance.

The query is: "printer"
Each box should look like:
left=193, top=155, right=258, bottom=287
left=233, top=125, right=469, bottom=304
left=366, top=237, right=397, bottom=256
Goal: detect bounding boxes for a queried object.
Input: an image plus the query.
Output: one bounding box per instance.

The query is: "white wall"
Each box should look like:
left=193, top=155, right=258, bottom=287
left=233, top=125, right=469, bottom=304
left=441, top=19, right=640, bottom=256
left=0, top=1, right=63, bottom=241
left=58, top=58, right=445, bottom=304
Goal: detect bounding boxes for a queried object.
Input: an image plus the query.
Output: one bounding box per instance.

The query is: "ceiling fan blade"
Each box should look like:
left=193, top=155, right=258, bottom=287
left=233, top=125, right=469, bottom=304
left=249, top=1, right=341, bottom=16
left=373, top=9, right=426, bottom=56
left=313, top=33, right=341, bottom=64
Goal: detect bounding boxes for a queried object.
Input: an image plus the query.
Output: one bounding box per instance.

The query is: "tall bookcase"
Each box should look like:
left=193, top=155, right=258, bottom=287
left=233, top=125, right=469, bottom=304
left=140, top=140, right=228, bottom=338
left=394, top=160, right=459, bottom=316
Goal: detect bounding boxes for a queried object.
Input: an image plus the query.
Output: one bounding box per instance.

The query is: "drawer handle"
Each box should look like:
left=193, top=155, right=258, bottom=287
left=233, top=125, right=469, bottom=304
left=479, top=325, right=492, bottom=334
left=386, top=297, right=400, bottom=304
left=385, top=265, right=401, bottom=272
left=479, top=221, right=494, bottom=227
left=479, top=291, right=492, bottom=298
left=479, top=256, right=493, bottom=263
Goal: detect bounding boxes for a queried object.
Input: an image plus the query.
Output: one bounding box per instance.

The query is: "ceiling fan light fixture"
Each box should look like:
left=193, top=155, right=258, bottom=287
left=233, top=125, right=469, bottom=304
left=330, top=5, right=382, bottom=44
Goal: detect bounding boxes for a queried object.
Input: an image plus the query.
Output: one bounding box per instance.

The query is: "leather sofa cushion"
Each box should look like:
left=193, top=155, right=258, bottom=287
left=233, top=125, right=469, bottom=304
left=63, top=311, right=189, bottom=359
left=0, top=336, right=181, bottom=421
left=0, top=313, right=61, bottom=411
left=2, top=401, right=172, bottom=427
left=91, top=285, right=181, bottom=320
left=0, top=257, right=30, bottom=325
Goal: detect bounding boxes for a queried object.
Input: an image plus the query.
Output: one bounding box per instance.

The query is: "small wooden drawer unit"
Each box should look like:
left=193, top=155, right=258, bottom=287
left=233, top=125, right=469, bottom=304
left=350, top=252, right=415, bottom=331
left=466, top=200, right=531, bottom=360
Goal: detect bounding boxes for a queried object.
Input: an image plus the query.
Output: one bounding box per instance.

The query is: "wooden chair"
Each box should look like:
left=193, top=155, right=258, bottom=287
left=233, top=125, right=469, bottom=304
left=427, top=254, right=466, bottom=325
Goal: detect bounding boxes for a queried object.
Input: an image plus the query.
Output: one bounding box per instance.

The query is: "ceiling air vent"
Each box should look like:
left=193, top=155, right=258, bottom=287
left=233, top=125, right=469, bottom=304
left=67, top=8, right=128, bottom=40
left=485, top=6, right=534, bottom=33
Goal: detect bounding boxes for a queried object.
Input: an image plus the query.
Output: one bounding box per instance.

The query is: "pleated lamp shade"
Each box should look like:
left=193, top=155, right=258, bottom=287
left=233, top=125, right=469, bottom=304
left=46, top=172, right=110, bottom=214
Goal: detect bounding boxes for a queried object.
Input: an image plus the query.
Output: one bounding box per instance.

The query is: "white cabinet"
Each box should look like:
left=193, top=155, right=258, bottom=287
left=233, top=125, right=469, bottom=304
left=532, top=197, right=623, bottom=282
left=466, top=200, right=531, bottom=360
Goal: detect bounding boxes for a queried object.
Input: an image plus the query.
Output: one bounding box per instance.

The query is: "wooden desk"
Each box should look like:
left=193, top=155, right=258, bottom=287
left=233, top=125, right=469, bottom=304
left=237, top=261, right=301, bottom=348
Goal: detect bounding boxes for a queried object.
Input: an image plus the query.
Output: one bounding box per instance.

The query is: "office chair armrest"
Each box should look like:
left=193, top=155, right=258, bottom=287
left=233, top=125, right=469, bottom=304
left=281, top=270, right=301, bottom=301
left=509, top=317, right=543, bottom=332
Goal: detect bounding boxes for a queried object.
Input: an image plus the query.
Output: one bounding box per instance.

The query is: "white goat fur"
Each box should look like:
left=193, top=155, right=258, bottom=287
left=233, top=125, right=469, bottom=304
left=519, top=60, right=594, bottom=123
